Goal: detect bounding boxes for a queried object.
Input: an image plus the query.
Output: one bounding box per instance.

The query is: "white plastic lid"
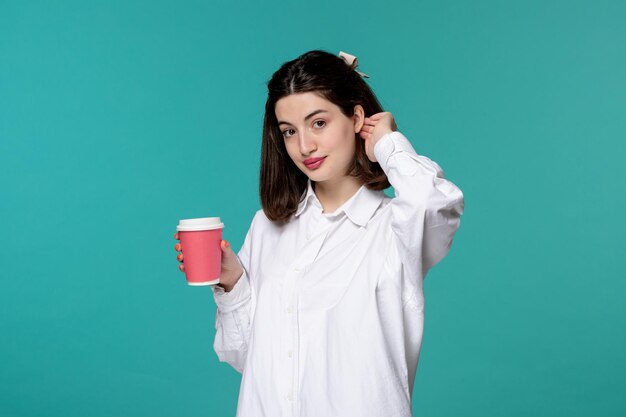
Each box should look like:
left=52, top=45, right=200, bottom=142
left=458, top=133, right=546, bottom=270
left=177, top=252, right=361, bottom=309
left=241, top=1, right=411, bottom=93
left=177, top=217, right=224, bottom=231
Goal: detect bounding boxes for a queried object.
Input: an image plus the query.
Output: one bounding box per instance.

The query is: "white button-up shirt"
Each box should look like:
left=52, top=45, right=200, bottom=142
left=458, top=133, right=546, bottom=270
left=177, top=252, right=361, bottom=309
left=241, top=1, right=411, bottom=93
left=211, top=131, right=464, bottom=417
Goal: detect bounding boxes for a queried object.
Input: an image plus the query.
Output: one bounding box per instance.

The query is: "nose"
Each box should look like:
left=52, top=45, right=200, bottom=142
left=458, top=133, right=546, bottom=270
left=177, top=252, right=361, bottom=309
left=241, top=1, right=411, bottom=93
left=298, top=131, right=317, bottom=155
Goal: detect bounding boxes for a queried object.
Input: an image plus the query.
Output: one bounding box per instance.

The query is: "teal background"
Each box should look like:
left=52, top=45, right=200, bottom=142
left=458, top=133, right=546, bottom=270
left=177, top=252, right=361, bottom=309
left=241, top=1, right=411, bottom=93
left=1, top=0, right=624, bottom=415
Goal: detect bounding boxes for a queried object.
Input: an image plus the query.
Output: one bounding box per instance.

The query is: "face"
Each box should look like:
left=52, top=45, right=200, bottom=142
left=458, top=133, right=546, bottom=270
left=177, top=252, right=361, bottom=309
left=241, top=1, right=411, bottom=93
left=275, top=92, right=364, bottom=187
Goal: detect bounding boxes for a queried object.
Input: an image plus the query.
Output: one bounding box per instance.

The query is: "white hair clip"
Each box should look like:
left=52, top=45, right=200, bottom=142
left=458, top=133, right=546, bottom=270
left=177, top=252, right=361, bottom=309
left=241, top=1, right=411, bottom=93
left=338, top=51, right=370, bottom=78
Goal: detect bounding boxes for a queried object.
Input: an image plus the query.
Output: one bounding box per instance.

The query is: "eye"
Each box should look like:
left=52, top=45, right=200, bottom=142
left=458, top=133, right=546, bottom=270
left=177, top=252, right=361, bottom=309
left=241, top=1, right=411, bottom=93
left=282, top=128, right=295, bottom=138
left=313, top=120, right=326, bottom=128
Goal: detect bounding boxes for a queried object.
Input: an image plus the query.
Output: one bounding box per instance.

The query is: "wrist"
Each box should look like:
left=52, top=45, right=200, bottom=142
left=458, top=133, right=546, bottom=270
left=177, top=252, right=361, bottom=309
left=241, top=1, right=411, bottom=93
left=217, top=282, right=234, bottom=292
left=373, top=130, right=393, bottom=146
left=217, top=267, right=244, bottom=293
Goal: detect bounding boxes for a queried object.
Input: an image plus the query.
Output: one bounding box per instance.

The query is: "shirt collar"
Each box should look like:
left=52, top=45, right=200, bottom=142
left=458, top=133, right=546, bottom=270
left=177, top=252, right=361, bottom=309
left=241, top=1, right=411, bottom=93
left=294, top=179, right=318, bottom=217
left=295, top=179, right=385, bottom=227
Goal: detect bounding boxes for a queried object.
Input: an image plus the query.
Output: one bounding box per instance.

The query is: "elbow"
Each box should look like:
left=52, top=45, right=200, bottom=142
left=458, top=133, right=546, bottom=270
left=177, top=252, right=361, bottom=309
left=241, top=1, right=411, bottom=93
left=424, top=187, right=464, bottom=230
left=422, top=203, right=463, bottom=271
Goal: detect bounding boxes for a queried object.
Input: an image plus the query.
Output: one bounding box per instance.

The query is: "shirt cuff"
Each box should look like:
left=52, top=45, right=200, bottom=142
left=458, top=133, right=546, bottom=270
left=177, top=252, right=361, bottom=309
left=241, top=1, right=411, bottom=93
left=211, top=268, right=250, bottom=313
left=374, top=131, right=418, bottom=171
left=374, top=130, right=444, bottom=179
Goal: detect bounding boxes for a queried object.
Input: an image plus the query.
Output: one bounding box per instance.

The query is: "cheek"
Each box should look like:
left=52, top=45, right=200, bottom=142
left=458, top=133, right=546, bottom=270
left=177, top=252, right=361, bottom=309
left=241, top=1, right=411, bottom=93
left=324, top=125, right=348, bottom=148
left=336, top=131, right=357, bottom=154
left=336, top=123, right=357, bottom=150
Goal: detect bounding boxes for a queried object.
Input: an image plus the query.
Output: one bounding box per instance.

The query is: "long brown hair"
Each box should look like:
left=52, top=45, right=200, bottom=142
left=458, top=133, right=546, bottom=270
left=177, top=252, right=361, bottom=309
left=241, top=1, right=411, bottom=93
left=260, top=50, right=390, bottom=223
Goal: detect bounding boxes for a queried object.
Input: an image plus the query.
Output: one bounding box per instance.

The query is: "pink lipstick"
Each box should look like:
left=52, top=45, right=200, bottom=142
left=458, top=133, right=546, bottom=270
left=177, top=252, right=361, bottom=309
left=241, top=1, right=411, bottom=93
left=304, top=157, right=326, bottom=170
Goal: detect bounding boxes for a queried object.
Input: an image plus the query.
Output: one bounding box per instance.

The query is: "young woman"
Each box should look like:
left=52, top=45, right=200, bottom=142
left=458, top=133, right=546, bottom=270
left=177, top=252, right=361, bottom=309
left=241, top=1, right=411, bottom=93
left=174, top=49, right=464, bottom=416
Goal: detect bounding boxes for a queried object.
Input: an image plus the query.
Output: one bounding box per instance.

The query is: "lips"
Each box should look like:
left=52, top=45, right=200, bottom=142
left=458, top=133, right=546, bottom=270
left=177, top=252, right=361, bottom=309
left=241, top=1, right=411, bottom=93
left=304, top=157, right=325, bottom=165
left=304, top=157, right=326, bottom=168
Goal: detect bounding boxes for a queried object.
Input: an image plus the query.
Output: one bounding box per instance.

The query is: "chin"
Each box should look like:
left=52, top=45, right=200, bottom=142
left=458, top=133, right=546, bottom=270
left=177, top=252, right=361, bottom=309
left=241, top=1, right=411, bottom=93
left=305, top=172, right=326, bottom=182
left=308, top=174, right=335, bottom=185
left=299, top=164, right=327, bottom=178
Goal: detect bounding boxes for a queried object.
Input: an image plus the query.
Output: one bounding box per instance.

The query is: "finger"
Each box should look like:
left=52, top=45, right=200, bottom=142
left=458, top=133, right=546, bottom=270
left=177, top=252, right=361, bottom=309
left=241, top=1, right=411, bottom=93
left=177, top=253, right=183, bottom=262
left=175, top=243, right=181, bottom=252
left=222, top=240, right=239, bottom=261
left=174, top=232, right=179, bottom=240
left=179, top=264, right=185, bottom=272
left=370, top=111, right=393, bottom=120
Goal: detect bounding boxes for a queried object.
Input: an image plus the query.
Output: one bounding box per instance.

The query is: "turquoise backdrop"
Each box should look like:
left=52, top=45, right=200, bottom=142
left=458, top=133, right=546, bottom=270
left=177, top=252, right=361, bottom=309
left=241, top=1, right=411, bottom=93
left=1, top=0, right=624, bottom=416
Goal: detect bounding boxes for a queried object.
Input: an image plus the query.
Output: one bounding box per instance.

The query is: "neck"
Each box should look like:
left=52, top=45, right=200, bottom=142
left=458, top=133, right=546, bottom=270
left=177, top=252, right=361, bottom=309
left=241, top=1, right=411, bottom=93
left=312, top=176, right=363, bottom=214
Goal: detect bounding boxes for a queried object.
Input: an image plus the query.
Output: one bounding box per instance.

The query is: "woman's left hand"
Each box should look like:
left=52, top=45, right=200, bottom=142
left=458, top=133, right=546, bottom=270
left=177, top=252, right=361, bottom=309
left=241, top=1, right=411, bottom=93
left=359, top=112, right=398, bottom=163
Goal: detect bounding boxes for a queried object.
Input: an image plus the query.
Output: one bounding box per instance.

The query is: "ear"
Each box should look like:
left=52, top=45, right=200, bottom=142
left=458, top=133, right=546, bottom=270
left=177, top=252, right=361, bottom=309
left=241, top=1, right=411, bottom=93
left=352, top=104, right=365, bottom=133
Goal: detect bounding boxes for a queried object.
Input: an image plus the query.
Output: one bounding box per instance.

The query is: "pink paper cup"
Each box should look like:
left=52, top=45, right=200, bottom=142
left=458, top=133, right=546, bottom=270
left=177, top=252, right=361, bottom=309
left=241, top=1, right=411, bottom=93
left=176, top=217, right=224, bottom=286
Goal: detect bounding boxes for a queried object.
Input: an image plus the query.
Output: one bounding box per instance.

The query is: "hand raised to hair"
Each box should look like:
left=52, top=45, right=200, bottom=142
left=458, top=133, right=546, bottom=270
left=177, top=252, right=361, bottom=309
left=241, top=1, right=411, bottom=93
left=358, top=112, right=398, bottom=163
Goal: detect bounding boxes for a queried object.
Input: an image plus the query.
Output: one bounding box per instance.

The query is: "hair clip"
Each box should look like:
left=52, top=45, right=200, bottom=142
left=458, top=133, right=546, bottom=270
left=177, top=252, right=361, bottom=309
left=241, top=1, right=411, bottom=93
left=338, top=51, right=370, bottom=78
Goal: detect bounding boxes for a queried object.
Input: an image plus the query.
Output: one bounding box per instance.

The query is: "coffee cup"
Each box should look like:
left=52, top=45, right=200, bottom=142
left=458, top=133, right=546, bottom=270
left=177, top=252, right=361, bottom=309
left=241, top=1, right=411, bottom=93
left=176, top=217, right=224, bottom=286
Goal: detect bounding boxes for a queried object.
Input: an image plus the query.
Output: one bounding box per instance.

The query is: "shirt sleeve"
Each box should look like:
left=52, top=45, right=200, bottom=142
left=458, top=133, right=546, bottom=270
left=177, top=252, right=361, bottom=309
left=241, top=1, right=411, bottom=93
left=373, top=131, right=465, bottom=275
left=210, top=215, right=256, bottom=374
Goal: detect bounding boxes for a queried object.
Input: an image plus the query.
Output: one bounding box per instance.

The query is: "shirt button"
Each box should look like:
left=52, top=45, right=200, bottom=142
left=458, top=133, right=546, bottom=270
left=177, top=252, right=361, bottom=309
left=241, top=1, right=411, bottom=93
left=288, top=350, right=293, bottom=358
left=286, top=306, right=293, bottom=314
left=294, top=267, right=300, bottom=272
left=287, top=393, right=293, bottom=401
left=306, top=235, right=311, bottom=240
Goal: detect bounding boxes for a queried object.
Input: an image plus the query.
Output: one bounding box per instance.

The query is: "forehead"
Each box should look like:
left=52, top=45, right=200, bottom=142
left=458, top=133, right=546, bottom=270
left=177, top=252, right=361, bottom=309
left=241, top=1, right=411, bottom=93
left=275, top=92, right=338, bottom=118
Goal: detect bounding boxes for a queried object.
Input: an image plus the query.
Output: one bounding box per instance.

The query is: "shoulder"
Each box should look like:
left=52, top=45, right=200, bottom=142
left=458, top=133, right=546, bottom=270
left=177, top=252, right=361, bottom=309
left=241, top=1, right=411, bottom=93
left=250, top=208, right=287, bottom=232
left=246, top=209, right=265, bottom=233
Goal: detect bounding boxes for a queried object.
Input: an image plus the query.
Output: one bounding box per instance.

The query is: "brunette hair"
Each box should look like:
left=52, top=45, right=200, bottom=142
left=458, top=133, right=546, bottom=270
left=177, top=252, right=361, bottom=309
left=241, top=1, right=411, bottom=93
left=260, top=49, right=390, bottom=223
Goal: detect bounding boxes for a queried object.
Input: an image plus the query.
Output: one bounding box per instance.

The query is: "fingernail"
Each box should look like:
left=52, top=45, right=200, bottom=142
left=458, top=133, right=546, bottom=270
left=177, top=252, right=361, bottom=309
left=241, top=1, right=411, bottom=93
left=174, top=232, right=178, bottom=239
left=175, top=243, right=181, bottom=251
left=224, top=240, right=229, bottom=248
left=177, top=253, right=183, bottom=261
left=179, top=264, right=184, bottom=271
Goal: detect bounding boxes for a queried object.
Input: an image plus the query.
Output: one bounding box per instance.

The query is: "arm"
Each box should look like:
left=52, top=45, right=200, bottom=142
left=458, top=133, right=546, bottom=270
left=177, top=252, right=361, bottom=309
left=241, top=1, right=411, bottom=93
left=374, top=131, right=464, bottom=275
left=210, top=216, right=256, bottom=374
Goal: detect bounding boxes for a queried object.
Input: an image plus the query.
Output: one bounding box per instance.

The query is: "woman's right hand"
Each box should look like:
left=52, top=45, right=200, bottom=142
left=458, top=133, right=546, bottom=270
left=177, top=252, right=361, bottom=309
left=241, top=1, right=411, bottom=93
left=174, top=233, right=244, bottom=292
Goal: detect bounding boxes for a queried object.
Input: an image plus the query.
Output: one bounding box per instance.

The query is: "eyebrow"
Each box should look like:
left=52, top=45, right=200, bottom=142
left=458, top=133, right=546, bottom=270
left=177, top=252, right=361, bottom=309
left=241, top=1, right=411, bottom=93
left=277, top=109, right=329, bottom=126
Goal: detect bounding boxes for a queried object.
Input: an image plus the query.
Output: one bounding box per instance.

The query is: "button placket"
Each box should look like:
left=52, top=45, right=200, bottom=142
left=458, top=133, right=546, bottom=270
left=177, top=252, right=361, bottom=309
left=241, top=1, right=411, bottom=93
left=289, top=296, right=300, bottom=415
left=304, top=208, right=327, bottom=245
left=282, top=264, right=301, bottom=411
left=282, top=220, right=332, bottom=414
